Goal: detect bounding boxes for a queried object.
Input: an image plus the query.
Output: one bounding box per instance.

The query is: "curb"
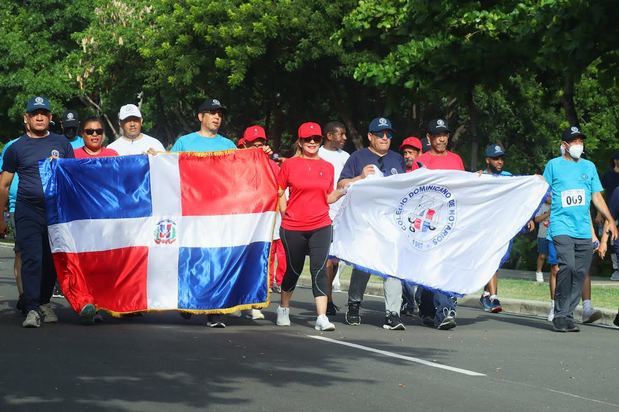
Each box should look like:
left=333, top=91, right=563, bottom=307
left=298, top=277, right=619, bottom=327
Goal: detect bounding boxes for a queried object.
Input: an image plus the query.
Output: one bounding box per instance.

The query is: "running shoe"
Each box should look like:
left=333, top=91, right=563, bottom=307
left=614, top=312, right=619, bottom=327
left=179, top=312, right=192, bottom=320
left=23, top=310, right=41, bottom=328
left=383, top=311, right=405, bottom=330
left=326, top=301, right=339, bottom=316
left=421, top=315, right=435, bottom=327
left=52, top=285, right=64, bottom=299
left=79, top=303, right=97, bottom=325
left=271, top=284, right=282, bottom=293
left=400, top=302, right=417, bottom=317
left=242, top=309, right=265, bottom=320
left=610, top=270, right=619, bottom=281
left=276, top=306, right=291, bottom=326
left=206, top=314, right=226, bottom=328
left=581, top=308, right=602, bottom=324
left=479, top=294, right=492, bottom=312
left=535, top=272, right=544, bottom=283
left=566, top=318, right=580, bottom=332
left=40, top=303, right=58, bottom=323
left=437, top=308, right=456, bottom=330
left=315, top=314, right=335, bottom=331
left=552, top=317, right=568, bottom=332
left=345, top=302, right=361, bottom=326
left=490, top=298, right=503, bottom=313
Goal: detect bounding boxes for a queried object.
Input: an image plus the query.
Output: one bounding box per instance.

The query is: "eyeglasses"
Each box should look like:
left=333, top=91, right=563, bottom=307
left=84, top=128, right=104, bottom=136
left=301, top=136, right=322, bottom=143
left=371, top=131, right=393, bottom=139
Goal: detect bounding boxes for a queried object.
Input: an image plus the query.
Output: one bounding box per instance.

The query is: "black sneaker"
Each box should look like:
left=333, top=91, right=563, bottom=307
left=421, top=315, right=435, bottom=327
left=614, top=312, right=619, bottom=327
left=400, top=302, right=417, bottom=317
left=552, top=317, right=568, bottom=332
left=437, top=308, right=457, bottom=330
left=345, top=303, right=361, bottom=326
left=179, top=312, right=192, bottom=320
left=52, top=285, right=64, bottom=299
left=566, top=318, right=580, bottom=332
left=326, top=301, right=339, bottom=317
left=16, top=294, right=26, bottom=314
left=383, top=311, right=405, bottom=330
left=206, top=314, right=226, bottom=328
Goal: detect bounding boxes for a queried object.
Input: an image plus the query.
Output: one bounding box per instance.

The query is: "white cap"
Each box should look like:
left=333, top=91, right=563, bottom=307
left=118, top=104, right=142, bottom=121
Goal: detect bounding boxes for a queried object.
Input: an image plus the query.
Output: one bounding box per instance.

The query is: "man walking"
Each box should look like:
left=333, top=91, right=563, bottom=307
left=108, top=104, right=165, bottom=155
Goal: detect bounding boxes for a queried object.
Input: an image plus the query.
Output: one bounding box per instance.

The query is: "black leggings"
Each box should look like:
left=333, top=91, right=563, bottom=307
left=280, top=225, right=332, bottom=298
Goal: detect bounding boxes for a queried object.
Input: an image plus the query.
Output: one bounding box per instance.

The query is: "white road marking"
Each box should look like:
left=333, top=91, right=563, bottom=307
left=308, top=335, right=486, bottom=377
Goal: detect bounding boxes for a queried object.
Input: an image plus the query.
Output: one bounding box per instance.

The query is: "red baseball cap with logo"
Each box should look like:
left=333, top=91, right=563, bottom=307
left=400, top=136, right=422, bottom=151
left=236, top=137, right=246, bottom=148
left=298, top=122, right=323, bottom=139
left=242, top=125, right=267, bottom=143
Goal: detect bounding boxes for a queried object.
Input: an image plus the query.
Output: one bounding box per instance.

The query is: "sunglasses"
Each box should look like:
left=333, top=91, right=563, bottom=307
left=84, top=128, right=104, bottom=136
left=301, top=136, right=322, bottom=143
left=371, top=131, right=394, bottom=139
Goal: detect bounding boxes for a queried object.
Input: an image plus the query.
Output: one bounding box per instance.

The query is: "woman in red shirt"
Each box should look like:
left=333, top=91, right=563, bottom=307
left=74, top=117, right=119, bottom=158
left=276, top=122, right=346, bottom=331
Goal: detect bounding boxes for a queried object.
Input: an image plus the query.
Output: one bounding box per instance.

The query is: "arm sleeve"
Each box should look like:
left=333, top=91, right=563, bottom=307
left=277, top=161, right=289, bottom=190
left=591, top=165, right=603, bottom=193
left=542, top=162, right=552, bottom=186
left=326, top=163, right=334, bottom=194
left=170, top=138, right=182, bottom=152
left=2, top=145, right=17, bottom=173
left=458, top=156, right=465, bottom=171
left=66, top=141, right=75, bottom=158
left=338, top=154, right=357, bottom=181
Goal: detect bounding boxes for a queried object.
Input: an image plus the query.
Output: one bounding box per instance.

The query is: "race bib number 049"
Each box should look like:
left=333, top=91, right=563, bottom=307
left=561, top=189, right=585, bottom=208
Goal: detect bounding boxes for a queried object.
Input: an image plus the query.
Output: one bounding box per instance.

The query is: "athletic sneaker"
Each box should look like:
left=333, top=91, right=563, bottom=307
left=315, top=314, right=335, bottom=331
left=581, top=307, right=602, bottom=324
left=566, top=318, right=580, bottom=332
left=276, top=306, right=291, bottom=326
left=206, top=314, right=226, bottom=328
left=23, top=310, right=41, bottom=328
left=271, top=284, right=282, bottom=293
left=610, top=270, right=619, bottom=281
left=242, top=309, right=265, bottom=320
left=479, top=295, right=492, bottom=312
left=79, top=303, right=97, bottom=325
left=437, top=308, right=456, bottom=330
left=421, top=315, right=435, bottom=327
left=535, top=272, right=544, bottom=283
left=490, top=298, right=503, bottom=313
left=326, top=301, right=339, bottom=316
left=383, top=312, right=405, bottom=330
left=345, top=302, right=361, bottom=326
left=39, top=303, right=58, bottom=323
left=93, top=312, right=104, bottom=323
left=179, top=312, right=192, bottom=320
left=614, top=312, right=619, bottom=327
left=52, top=285, right=64, bottom=299
left=552, top=317, right=568, bottom=332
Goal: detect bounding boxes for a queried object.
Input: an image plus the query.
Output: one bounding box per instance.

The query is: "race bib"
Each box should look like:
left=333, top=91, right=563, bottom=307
left=561, top=189, right=585, bottom=208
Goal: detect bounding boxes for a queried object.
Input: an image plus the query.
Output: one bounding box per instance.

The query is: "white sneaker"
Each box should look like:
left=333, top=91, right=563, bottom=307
left=276, top=306, right=291, bottom=326
left=547, top=303, right=555, bottom=322
left=610, top=270, right=619, bottom=281
left=582, top=307, right=602, bottom=324
left=40, top=303, right=58, bottom=323
left=242, top=309, right=265, bottom=320
left=23, top=310, right=41, bottom=328
left=535, top=272, right=544, bottom=283
left=315, top=314, right=335, bottom=331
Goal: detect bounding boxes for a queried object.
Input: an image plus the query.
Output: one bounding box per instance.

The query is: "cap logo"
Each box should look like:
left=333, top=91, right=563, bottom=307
left=66, top=113, right=74, bottom=120
left=437, top=119, right=445, bottom=127
left=495, top=145, right=501, bottom=151
left=378, top=118, right=388, bottom=126
left=34, top=97, right=44, bottom=105
left=212, top=99, right=221, bottom=106
left=571, top=126, right=579, bottom=134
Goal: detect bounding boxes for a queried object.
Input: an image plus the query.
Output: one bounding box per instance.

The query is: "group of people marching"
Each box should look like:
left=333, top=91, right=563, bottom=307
left=1, top=95, right=618, bottom=332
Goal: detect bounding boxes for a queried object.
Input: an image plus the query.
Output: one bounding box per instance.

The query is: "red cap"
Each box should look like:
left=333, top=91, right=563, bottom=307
left=298, top=122, right=323, bottom=139
left=242, top=125, right=267, bottom=142
left=400, top=136, right=422, bottom=151
left=236, top=137, right=246, bottom=148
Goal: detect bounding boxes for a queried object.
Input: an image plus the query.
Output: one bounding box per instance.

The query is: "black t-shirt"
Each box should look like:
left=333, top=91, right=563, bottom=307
left=601, top=169, right=619, bottom=199
left=339, top=148, right=406, bottom=181
left=3, top=133, right=74, bottom=209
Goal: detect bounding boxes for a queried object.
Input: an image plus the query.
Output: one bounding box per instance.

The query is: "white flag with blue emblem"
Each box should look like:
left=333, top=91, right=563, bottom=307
left=331, top=169, right=548, bottom=296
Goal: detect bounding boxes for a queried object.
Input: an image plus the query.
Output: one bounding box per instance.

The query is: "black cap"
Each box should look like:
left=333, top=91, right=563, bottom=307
left=61, top=110, right=80, bottom=128
left=427, top=118, right=450, bottom=135
left=562, top=126, right=585, bottom=142
left=198, top=98, right=227, bottom=114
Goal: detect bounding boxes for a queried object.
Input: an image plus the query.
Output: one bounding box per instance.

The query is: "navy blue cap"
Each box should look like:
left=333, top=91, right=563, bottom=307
left=198, top=98, right=227, bottom=113
left=368, top=117, right=394, bottom=133
left=562, top=126, right=585, bottom=142
left=485, top=143, right=506, bottom=158
left=427, top=118, right=450, bottom=135
left=26, top=96, right=51, bottom=113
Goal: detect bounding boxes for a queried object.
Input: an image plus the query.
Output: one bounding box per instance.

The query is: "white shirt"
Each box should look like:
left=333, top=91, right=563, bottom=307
left=108, top=134, right=165, bottom=156
left=319, top=146, right=350, bottom=220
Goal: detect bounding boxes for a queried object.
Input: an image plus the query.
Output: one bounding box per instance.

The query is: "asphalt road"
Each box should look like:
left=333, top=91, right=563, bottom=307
left=1, top=245, right=618, bottom=412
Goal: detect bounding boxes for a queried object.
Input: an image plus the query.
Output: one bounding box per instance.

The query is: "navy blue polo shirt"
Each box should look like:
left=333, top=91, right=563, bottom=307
left=339, top=148, right=406, bottom=181
left=2, top=133, right=74, bottom=210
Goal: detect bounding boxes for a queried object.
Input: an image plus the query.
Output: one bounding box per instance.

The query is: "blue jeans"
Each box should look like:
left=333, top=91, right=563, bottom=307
left=401, top=281, right=417, bottom=310
left=419, top=287, right=457, bottom=326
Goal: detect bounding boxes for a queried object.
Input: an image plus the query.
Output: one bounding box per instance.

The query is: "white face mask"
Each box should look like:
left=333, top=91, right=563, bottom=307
left=567, top=143, right=584, bottom=159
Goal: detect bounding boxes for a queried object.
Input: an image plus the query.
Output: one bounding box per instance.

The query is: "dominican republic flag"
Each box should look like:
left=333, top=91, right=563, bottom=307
left=39, top=149, right=277, bottom=315
left=331, top=169, right=548, bottom=297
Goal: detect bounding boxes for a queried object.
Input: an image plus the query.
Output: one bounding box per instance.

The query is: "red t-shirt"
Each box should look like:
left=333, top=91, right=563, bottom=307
left=417, top=151, right=464, bottom=171
left=278, top=157, right=334, bottom=231
left=74, top=147, right=119, bottom=159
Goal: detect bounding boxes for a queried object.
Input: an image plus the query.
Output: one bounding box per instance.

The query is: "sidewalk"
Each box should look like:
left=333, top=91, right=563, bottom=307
left=298, top=267, right=619, bottom=327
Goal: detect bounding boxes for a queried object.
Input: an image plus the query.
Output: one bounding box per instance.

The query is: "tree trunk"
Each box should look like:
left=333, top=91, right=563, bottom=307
left=560, top=74, right=579, bottom=127
left=467, top=88, right=479, bottom=172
